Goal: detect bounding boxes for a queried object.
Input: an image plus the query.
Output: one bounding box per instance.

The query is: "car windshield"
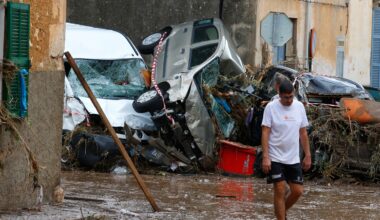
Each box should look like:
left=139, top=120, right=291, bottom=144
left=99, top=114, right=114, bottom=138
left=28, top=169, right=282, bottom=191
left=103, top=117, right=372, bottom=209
left=194, top=59, right=235, bottom=138
left=67, top=59, right=146, bottom=99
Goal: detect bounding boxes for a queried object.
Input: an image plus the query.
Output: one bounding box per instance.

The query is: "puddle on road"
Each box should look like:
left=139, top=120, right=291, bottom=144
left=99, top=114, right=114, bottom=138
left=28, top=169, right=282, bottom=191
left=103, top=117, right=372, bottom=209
left=1, top=171, right=379, bottom=219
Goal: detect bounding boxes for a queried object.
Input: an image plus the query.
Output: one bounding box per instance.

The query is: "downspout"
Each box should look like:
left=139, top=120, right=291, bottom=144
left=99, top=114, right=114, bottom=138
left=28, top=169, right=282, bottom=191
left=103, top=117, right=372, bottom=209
left=0, top=1, right=5, bottom=103
left=304, top=0, right=311, bottom=70
left=219, top=0, right=224, bottom=20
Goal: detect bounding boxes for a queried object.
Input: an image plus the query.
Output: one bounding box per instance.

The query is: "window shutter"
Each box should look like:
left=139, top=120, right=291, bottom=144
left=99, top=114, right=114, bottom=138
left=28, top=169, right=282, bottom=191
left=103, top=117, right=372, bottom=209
left=371, top=8, right=380, bottom=88
left=3, top=2, right=30, bottom=118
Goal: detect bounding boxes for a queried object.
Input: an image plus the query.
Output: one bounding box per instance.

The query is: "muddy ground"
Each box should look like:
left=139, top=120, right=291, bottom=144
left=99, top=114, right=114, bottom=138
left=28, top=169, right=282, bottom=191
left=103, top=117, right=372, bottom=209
left=0, top=171, right=379, bottom=219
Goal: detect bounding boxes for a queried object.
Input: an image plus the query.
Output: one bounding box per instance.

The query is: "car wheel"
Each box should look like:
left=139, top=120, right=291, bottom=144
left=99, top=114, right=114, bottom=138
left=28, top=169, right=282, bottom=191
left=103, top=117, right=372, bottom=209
left=133, top=82, right=170, bottom=113
left=137, top=26, right=172, bottom=54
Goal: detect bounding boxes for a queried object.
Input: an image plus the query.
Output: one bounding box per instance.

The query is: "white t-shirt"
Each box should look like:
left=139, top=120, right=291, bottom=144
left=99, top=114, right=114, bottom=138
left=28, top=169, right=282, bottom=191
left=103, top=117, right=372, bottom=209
left=270, top=94, right=279, bottom=101
left=261, top=99, right=309, bottom=164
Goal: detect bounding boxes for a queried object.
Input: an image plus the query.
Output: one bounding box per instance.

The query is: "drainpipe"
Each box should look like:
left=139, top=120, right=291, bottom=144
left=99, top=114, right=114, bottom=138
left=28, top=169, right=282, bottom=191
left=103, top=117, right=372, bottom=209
left=0, top=1, right=5, bottom=103
left=304, top=0, right=311, bottom=70
left=219, top=0, right=224, bottom=20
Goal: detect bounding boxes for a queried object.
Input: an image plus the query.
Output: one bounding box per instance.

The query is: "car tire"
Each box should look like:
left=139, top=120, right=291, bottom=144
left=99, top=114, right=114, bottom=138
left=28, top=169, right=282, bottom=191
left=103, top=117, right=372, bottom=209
left=137, top=26, right=172, bottom=54
left=133, top=82, right=170, bottom=113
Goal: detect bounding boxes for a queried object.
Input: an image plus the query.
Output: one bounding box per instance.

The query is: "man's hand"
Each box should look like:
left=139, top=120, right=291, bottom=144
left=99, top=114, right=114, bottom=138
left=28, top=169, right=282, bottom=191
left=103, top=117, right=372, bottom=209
left=262, top=156, right=271, bottom=174
left=302, top=155, right=311, bottom=171
left=299, top=127, right=311, bottom=172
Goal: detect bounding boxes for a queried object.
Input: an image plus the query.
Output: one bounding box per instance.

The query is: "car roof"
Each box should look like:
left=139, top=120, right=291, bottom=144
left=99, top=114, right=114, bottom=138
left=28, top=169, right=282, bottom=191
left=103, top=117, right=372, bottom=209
left=65, top=23, right=142, bottom=60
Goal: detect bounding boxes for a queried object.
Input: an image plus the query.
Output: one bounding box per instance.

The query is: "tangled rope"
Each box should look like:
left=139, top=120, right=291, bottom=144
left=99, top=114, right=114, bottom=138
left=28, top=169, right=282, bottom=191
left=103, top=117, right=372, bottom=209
left=150, top=32, right=174, bottom=124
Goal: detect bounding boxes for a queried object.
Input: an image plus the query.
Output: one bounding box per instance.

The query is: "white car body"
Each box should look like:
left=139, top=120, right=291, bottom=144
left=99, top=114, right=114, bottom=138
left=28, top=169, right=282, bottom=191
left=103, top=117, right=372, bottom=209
left=63, top=23, right=155, bottom=131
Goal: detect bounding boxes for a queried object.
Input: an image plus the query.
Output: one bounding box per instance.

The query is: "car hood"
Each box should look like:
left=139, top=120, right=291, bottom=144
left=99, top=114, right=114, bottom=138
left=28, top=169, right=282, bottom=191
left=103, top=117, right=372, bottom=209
left=78, top=97, right=156, bottom=130
left=65, top=23, right=142, bottom=60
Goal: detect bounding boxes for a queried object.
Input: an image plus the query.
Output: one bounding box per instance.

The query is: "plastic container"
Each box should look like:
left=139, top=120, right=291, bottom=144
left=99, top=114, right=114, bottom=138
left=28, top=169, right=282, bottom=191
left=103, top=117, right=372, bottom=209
left=217, top=140, right=257, bottom=176
left=340, top=98, right=380, bottom=124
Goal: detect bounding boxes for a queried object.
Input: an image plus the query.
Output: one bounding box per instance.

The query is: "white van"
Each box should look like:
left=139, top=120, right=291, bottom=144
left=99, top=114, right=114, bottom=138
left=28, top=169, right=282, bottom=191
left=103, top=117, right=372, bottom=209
left=63, top=23, right=155, bottom=131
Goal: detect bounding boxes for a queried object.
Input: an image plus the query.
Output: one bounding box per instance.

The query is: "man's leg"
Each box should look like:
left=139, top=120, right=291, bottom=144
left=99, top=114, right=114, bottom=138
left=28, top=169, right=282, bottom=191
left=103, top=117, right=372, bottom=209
left=274, top=180, right=287, bottom=220
left=284, top=163, right=304, bottom=211
left=285, top=182, right=303, bottom=211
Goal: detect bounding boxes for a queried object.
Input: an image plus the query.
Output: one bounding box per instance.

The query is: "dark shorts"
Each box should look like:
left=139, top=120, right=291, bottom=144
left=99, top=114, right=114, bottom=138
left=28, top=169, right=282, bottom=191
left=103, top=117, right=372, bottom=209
left=267, top=162, right=303, bottom=185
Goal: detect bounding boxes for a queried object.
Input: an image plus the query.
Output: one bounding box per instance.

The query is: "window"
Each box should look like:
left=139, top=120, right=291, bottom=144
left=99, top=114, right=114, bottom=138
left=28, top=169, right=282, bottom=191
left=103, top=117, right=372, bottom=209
left=192, top=26, right=218, bottom=44
left=189, top=44, right=218, bottom=68
left=336, top=37, right=345, bottom=77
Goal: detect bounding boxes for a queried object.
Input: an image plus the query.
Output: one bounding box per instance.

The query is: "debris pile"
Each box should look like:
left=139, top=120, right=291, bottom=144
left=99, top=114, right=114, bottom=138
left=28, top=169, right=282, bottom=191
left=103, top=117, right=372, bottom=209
left=307, top=105, right=380, bottom=179
left=61, top=63, right=380, bottom=180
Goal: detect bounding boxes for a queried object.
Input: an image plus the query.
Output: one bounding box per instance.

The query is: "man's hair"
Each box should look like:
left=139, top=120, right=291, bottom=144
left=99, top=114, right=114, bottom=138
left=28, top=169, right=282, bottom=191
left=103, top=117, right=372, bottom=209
left=279, top=79, right=294, bottom=94
left=274, top=73, right=286, bottom=85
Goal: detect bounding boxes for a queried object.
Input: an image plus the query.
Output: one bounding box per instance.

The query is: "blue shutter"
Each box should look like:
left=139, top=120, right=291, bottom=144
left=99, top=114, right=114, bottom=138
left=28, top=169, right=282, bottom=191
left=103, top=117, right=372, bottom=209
left=370, top=8, right=380, bottom=88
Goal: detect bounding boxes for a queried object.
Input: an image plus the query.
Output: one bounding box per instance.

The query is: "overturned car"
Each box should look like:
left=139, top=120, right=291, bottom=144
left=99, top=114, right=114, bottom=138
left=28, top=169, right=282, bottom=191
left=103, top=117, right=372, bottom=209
left=130, top=18, right=246, bottom=171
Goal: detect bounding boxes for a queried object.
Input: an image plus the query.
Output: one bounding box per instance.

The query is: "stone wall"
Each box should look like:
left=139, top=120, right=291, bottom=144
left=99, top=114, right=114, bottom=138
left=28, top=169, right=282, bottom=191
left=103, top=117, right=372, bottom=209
left=67, top=0, right=257, bottom=64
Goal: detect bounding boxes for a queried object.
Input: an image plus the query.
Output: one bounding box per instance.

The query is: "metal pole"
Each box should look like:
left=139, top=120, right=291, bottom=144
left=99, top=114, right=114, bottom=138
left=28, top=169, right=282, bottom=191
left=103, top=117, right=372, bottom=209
left=64, top=52, right=160, bottom=212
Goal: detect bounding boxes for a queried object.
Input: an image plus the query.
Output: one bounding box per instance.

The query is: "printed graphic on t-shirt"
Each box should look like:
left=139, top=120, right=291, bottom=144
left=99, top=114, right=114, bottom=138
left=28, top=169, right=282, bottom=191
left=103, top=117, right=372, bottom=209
left=283, top=115, right=296, bottom=121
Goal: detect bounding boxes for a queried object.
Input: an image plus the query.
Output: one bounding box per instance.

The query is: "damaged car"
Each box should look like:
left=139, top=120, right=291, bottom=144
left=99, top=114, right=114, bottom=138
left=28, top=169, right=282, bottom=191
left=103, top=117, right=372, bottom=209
left=63, top=23, right=157, bottom=169
left=130, top=18, right=246, bottom=171
left=257, top=65, right=373, bottom=104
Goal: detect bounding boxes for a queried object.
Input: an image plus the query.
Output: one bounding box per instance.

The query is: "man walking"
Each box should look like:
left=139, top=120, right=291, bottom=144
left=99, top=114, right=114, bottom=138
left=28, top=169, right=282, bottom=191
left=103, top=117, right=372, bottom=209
left=261, top=80, right=311, bottom=220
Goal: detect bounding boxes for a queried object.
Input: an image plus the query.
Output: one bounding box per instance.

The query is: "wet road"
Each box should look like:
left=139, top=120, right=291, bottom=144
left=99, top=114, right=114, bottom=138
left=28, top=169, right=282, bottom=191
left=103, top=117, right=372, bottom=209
left=1, top=171, right=379, bottom=219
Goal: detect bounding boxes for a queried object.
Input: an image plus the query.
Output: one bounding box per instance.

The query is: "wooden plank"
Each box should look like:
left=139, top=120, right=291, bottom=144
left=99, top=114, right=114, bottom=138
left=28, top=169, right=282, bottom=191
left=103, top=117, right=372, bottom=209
left=64, top=52, right=160, bottom=212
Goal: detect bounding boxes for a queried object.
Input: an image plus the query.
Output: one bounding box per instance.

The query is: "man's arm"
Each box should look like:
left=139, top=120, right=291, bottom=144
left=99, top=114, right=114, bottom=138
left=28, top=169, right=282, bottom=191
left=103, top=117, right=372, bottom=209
left=261, top=126, right=271, bottom=174
left=299, top=127, right=311, bottom=171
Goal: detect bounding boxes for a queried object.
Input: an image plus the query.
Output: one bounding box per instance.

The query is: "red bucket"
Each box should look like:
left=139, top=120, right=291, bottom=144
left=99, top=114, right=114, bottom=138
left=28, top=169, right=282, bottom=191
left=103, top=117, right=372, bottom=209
left=217, top=140, right=257, bottom=176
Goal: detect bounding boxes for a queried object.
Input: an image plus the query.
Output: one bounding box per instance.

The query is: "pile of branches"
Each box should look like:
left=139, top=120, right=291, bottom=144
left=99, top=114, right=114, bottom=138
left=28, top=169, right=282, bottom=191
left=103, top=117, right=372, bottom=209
left=307, top=105, right=380, bottom=180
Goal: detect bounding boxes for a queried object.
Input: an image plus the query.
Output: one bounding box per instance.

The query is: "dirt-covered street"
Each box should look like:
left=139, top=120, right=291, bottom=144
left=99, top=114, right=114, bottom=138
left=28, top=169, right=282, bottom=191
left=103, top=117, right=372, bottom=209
left=1, top=171, right=379, bottom=219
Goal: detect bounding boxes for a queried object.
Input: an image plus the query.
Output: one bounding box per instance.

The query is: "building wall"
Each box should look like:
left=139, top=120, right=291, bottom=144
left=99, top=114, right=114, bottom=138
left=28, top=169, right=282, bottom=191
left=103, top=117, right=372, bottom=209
left=309, top=1, right=348, bottom=76
left=0, top=0, right=65, bottom=209
left=66, top=0, right=257, bottom=64
left=255, top=0, right=372, bottom=85
left=344, top=0, right=372, bottom=85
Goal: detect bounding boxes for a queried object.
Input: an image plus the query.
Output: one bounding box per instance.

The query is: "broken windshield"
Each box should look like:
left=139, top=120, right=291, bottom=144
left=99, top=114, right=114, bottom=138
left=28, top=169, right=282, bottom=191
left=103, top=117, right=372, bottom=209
left=67, top=59, right=146, bottom=99
left=195, top=58, right=235, bottom=138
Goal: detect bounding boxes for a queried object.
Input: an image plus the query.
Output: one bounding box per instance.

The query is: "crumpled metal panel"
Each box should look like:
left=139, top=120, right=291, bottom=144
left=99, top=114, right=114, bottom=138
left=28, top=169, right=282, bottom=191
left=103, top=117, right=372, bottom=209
left=185, top=83, right=216, bottom=157
left=299, top=73, right=372, bottom=99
